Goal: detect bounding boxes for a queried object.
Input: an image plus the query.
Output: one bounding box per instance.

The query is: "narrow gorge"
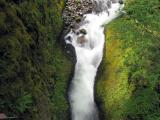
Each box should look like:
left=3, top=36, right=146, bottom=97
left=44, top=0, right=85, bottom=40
left=0, top=0, right=160, bottom=120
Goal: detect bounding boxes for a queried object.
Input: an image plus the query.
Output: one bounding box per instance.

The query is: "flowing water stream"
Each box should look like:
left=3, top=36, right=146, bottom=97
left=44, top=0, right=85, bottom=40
left=65, top=0, right=124, bottom=120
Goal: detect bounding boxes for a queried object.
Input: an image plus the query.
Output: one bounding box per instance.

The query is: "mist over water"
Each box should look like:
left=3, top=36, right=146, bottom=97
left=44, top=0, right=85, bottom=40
left=65, top=1, right=124, bottom=120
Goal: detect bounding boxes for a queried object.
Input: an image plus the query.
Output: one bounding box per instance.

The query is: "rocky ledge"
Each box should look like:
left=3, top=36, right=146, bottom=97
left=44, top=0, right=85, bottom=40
left=63, top=0, right=94, bottom=31
left=63, top=0, right=123, bottom=31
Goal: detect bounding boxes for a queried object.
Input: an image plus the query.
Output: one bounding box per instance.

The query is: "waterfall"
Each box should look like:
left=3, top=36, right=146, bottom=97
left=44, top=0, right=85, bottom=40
left=65, top=1, right=124, bottom=120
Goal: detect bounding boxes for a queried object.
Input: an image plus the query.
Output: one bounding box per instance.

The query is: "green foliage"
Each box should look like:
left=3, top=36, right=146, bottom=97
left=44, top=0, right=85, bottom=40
left=51, top=46, right=72, bottom=120
left=96, top=0, right=160, bottom=120
left=124, top=89, right=160, bottom=120
left=0, top=0, right=72, bottom=119
left=15, top=93, right=32, bottom=113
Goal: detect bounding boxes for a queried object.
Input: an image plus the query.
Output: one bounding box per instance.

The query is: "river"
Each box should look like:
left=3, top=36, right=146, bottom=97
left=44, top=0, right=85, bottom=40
left=65, top=0, right=124, bottom=120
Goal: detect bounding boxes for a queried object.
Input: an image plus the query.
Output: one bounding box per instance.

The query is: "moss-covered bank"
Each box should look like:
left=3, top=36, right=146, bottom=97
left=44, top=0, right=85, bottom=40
left=0, top=0, right=72, bottom=119
left=96, top=0, right=160, bottom=120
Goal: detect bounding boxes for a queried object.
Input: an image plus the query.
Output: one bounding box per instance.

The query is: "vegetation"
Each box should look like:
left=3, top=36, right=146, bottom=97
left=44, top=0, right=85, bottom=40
left=1, top=0, right=160, bottom=120
left=96, top=0, right=160, bottom=120
left=0, top=0, right=72, bottom=120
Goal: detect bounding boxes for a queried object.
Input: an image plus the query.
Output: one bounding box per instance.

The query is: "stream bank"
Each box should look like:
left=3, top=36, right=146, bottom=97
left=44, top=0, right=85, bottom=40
left=96, top=0, right=160, bottom=120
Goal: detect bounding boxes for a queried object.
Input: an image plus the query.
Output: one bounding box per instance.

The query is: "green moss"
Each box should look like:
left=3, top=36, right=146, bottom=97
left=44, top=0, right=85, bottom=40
left=96, top=0, right=160, bottom=120
left=51, top=46, right=72, bottom=120
left=0, top=0, right=72, bottom=120
left=97, top=28, right=133, bottom=120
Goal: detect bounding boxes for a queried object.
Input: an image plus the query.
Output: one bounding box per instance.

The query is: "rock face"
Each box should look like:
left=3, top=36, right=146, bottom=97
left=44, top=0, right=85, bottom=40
left=63, top=0, right=123, bottom=32
left=63, top=0, right=94, bottom=31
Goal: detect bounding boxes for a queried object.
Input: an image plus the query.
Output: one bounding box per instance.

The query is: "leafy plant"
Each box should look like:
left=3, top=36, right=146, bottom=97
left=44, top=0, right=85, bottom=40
left=15, top=93, right=32, bottom=113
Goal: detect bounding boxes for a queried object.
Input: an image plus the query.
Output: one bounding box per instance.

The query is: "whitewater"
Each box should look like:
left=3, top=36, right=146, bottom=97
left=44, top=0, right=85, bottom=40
left=65, top=0, right=124, bottom=120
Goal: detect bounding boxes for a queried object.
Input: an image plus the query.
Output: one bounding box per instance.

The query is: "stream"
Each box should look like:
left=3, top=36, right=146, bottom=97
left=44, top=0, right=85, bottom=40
left=65, top=0, right=124, bottom=120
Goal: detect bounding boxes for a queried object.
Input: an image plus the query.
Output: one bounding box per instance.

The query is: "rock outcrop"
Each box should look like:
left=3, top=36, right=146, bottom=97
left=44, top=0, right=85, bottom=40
left=63, top=0, right=93, bottom=30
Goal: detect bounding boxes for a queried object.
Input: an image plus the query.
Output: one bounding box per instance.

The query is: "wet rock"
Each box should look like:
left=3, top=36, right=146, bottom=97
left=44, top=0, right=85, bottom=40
left=66, top=36, right=72, bottom=42
left=76, top=31, right=80, bottom=35
left=79, top=29, right=87, bottom=35
left=107, top=1, right=112, bottom=8
left=77, top=35, right=86, bottom=44
left=111, top=0, right=118, bottom=3
left=75, top=16, right=81, bottom=23
left=119, top=0, right=124, bottom=4
left=63, top=0, right=94, bottom=30
left=63, top=0, right=119, bottom=31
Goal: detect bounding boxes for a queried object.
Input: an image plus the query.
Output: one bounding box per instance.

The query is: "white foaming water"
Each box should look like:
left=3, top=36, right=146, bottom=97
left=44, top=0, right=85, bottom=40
left=65, top=1, right=124, bottom=120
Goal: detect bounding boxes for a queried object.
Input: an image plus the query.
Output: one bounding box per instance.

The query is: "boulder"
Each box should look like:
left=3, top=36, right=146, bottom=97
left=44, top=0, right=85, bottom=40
left=77, top=36, right=86, bottom=44
left=79, top=29, right=87, bottom=35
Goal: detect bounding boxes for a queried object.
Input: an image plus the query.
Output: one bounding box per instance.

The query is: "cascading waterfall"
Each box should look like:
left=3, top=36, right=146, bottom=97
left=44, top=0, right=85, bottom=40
left=65, top=0, right=124, bottom=120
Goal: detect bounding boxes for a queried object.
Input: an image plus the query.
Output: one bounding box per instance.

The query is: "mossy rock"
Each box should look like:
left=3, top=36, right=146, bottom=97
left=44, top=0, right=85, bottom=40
left=79, top=29, right=87, bottom=35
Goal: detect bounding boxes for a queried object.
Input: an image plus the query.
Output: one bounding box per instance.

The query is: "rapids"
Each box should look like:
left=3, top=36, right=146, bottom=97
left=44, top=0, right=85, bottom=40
left=65, top=1, right=124, bottom=120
